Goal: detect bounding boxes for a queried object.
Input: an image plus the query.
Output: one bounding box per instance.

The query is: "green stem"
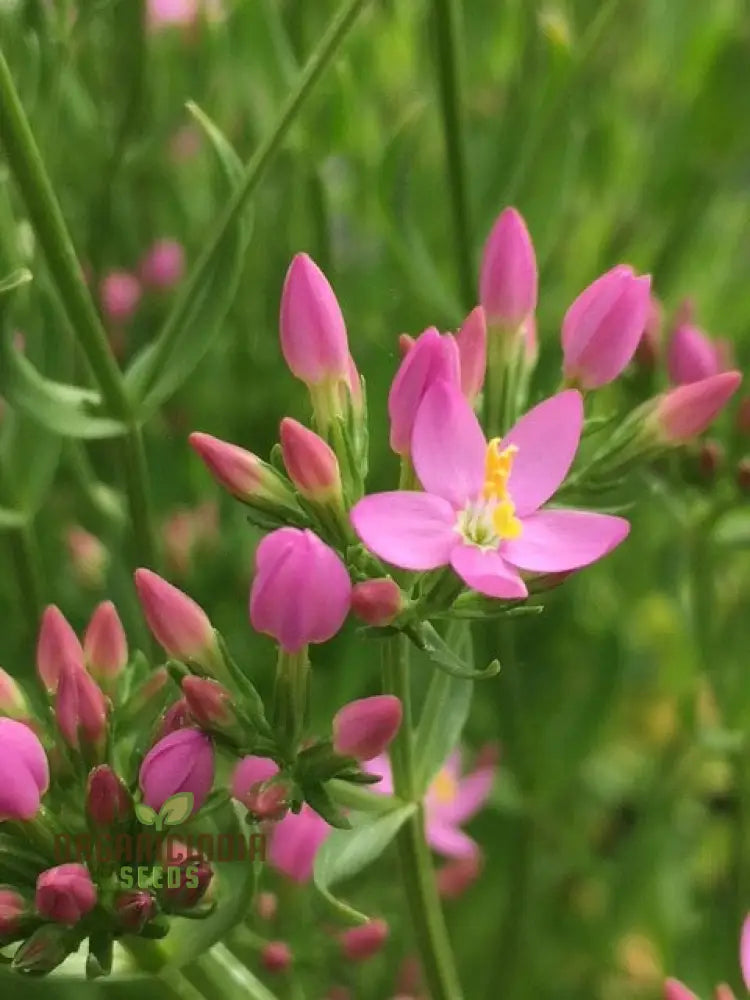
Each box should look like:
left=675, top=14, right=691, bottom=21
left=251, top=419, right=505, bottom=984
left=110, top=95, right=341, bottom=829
left=382, top=634, right=464, bottom=1000
left=273, top=647, right=310, bottom=759
left=139, top=0, right=371, bottom=399
left=0, top=46, right=159, bottom=571
left=0, top=459, right=44, bottom=632
left=195, top=944, right=281, bottom=1000
left=430, top=0, right=474, bottom=309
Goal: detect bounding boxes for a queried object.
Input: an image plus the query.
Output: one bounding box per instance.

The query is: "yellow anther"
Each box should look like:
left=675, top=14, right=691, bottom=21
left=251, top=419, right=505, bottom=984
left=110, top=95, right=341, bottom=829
left=492, top=500, right=523, bottom=540
left=483, top=441, right=518, bottom=501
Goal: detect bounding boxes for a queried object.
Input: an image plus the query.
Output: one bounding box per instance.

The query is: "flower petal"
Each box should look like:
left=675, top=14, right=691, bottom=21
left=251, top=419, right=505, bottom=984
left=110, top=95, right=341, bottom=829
left=438, top=767, right=495, bottom=825
left=364, top=754, right=394, bottom=796
left=450, top=544, right=528, bottom=599
left=426, top=822, right=479, bottom=860
left=741, top=914, right=750, bottom=991
left=503, top=509, right=629, bottom=572
left=351, top=492, right=455, bottom=571
left=412, top=380, right=486, bottom=507
left=501, top=390, right=583, bottom=516
left=663, top=980, right=699, bottom=1000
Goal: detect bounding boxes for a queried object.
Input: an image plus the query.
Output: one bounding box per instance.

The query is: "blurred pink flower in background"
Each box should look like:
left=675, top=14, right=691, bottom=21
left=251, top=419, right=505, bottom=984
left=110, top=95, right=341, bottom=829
left=148, top=0, right=223, bottom=29
left=66, top=526, right=108, bottom=589
left=99, top=271, right=141, bottom=324
left=269, top=804, right=332, bottom=882
left=140, top=239, right=185, bottom=290
left=665, top=913, right=750, bottom=999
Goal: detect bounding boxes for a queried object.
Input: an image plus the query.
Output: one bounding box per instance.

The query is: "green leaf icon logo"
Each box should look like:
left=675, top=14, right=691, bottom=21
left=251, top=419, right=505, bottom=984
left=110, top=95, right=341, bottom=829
left=135, top=803, right=157, bottom=827
left=158, top=792, right=194, bottom=828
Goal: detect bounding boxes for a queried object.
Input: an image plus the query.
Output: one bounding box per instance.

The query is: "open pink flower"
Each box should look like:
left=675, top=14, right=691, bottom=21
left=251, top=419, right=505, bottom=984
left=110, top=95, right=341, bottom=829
left=367, top=750, right=494, bottom=859
left=352, top=381, right=629, bottom=599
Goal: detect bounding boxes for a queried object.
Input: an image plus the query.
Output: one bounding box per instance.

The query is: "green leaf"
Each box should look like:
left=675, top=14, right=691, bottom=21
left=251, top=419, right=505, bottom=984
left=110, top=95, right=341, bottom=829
left=0, top=506, right=27, bottom=529
left=125, top=102, right=253, bottom=415
left=304, top=782, right=351, bottom=830
left=407, top=621, right=501, bottom=679
left=414, top=626, right=474, bottom=792
left=0, top=330, right=128, bottom=439
left=314, top=805, right=415, bottom=925
left=134, top=802, right=157, bottom=827
left=159, top=792, right=195, bottom=827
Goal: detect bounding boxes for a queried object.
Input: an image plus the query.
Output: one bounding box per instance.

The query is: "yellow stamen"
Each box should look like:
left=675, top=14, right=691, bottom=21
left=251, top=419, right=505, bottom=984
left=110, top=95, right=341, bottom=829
left=483, top=440, right=518, bottom=501
left=432, top=768, right=458, bottom=805
left=492, top=500, right=523, bottom=539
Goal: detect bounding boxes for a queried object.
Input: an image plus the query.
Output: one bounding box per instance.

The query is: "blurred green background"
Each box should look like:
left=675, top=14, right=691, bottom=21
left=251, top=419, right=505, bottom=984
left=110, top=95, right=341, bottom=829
left=1, top=0, right=749, bottom=997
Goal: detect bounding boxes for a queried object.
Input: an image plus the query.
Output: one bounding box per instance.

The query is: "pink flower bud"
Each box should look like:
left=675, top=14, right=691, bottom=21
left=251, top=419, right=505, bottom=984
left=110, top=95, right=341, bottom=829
left=134, top=569, right=221, bottom=670
left=344, top=353, right=364, bottom=413
left=83, top=601, right=128, bottom=694
left=351, top=579, right=403, bottom=627
left=255, top=891, right=278, bottom=921
left=160, top=847, right=213, bottom=910
left=562, top=266, right=651, bottom=388
left=436, top=853, right=482, bottom=899
left=0, top=717, right=49, bottom=821
left=667, top=323, right=721, bottom=385
left=650, top=371, right=742, bottom=443
left=280, top=418, right=341, bottom=501
left=388, top=328, right=460, bottom=455
left=114, top=890, right=156, bottom=933
left=231, top=755, right=279, bottom=800
left=340, top=919, right=389, bottom=962
left=181, top=676, right=237, bottom=733
left=261, top=940, right=292, bottom=973
left=66, top=525, right=108, bottom=589
left=139, top=728, right=214, bottom=812
left=479, top=207, right=537, bottom=330
left=333, top=696, right=402, bottom=761
left=456, top=307, right=487, bottom=404
left=189, top=432, right=294, bottom=507
left=37, top=605, right=84, bottom=693
left=140, top=239, right=185, bottom=290
left=664, top=980, right=698, bottom=1000
left=0, top=887, right=29, bottom=936
left=100, top=271, right=141, bottom=323
left=0, top=666, right=30, bottom=721
left=36, top=864, right=97, bottom=925
left=269, top=804, right=331, bottom=882
left=280, top=253, right=349, bottom=386
left=250, top=528, right=351, bottom=653
left=55, top=662, right=109, bottom=752
left=157, top=697, right=192, bottom=740
left=230, top=755, right=287, bottom=819
left=11, top=923, right=73, bottom=973
left=86, top=765, right=131, bottom=826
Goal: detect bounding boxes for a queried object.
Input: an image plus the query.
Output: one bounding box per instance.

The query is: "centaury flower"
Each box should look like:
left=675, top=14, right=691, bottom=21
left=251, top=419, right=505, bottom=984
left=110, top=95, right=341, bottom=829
left=352, top=381, right=629, bottom=599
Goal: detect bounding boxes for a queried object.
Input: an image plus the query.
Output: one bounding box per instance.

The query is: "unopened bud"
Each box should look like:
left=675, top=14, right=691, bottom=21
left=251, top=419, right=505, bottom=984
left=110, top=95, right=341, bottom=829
left=160, top=853, right=213, bottom=911
left=261, top=940, right=293, bottom=973
left=351, top=579, right=403, bottom=627
left=231, top=755, right=288, bottom=820
left=114, top=890, right=156, bottom=933
left=181, top=676, right=241, bottom=739
left=436, top=853, right=482, bottom=899
left=36, top=864, right=97, bottom=925
left=11, top=923, right=75, bottom=973
left=332, top=696, right=402, bottom=761
left=189, top=432, right=297, bottom=510
left=37, top=605, right=83, bottom=694
left=340, top=919, right=389, bottom=962
left=55, top=663, right=108, bottom=754
left=280, top=418, right=342, bottom=501
left=157, top=697, right=192, bottom=740
left=0, top=886, right=31, bottom=937
left=84, top=601, right=128, bottom=696
left=255, top=891, right=278, bottom=921
left=649, top=371, right=742, bottom=443
left=86, top=765, right=131, bottom=826
left=66, top=526, right=108, bottom=589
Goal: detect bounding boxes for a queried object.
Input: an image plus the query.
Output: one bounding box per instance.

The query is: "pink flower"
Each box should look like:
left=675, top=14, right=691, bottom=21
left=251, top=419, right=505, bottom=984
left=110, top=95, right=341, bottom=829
left=479, top=208, right=537, bottom=330
left=83, top=601, right=128, bottom=694
left=231, top=755, right=287, bottom=819
left=99, top=271, right=141, bottom=323
left=269, top=804, right=332, bottom=882
left=0, top=717, right=49, bottom=821
left=667, top=322, right=722, bottom=385
left=139, top=728, right=214, bottom=813
left=456, top=306, right=487, bottom=404
left=35, top=864, right=97, bottom=925
left=280, top=253, right=349, bottom=387
left=340, top=919, right=389, bottom=962
left=261, top=941, right=293, bottom=973
left=55, top=662, right=109, bottom=751
left=231, top=755, right=279, bottom=803
left=250, top=528, right=351, bottom=652
left=562, top=266, right=651, bottom=388
left=367, top=750, right=494, bottom=860
left=139, top=239, right=185, bottom=290
left=650, top=371, right=742, bottom=443
left=352, top=382, right=629, bottom=599
left=664, top=980, right=697, bottom=1000
left=388, top=328, right=460, bottom=455
left=86, top=765, right=131, bottom=826
left=332, top=696, right=402, bottom=761
left=37, top=605, right=84, bottom=693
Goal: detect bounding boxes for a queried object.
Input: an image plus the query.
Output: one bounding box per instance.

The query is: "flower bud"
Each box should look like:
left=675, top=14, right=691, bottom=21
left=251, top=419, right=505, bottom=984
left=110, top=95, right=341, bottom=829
left=456, top=306, right=487, bottom=404
left=250, top=528, right=351, bottom=653
left=139, top=239, right=185, bottom=290
left=83, top=601, right=128, bottom=695
left=139, top=728, right=214, bottom=813
left=562, top=266, right=651, bottom=389
left=114, top=890, right=156, bottom=933
left=350, top=579, right=403, bottom=627
left=86, top=765, right=131, bottom=826
left=55, top=662, right=108, bottom=753
left=649, top=371, right=742, bottom=443
left=182, top=676, right=240, bottom=738
left=37, top=605, right=84, bottom=693
left=344, top=353, right=364, bottom=414
left=333, top=696, right=402, bottom=761
left=0, top=717, right=49, bottom=821
left=261, top=940, right=293, bottom=973
left=231, top=755, right=287, bottom=819
left=479, top=207, right=537, bottom=330
left=66, top=526, right=108, bottom=589
left=160, top=850, right=213, bottom=911
left=0, top=666, right=31, bottom=722
left=280, top=418, right=342, bottom=501
left=280, top=253, right=349, bottom=386
left=36, top=864, right=97, bottom=925
left=436, top=853, right=482, bottom=899
left=667, top=323, right=720, bottom=385
left=664, top=980, right=698, bottom=1000
left=11, top=923, right=74, bottom=974
left=100, top=270, right=141, bottom=323
left=0, top=887, right=30, bottom=937
left=340, top=919, right=389, bottom=962
left=255, top=891, right=278, bottom=921
left=157, top=697, right=192, bottom=740
left=388, top=328, right=460, bottom=455
left=737, top=458, right=750, bottom=495
left=714, top=986, right=736, bottom=1000
left=134, top=569, right=223, bottom=675
left=634, top=296, right=662, bottom=369
left=189, top=432, right=297, bottom=508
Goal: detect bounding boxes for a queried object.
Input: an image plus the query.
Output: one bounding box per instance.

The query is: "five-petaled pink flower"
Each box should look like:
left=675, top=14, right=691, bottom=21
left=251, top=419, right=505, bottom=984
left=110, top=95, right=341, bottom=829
left=352, top=381, right=629, bottom=599
left=367, top=750, right=494, bottom=859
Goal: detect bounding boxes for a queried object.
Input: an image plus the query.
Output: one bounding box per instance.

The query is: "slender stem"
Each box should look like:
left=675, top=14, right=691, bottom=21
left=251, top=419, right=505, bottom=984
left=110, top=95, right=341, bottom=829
left=0, top=46, right=159, bottom=571
left=0, top=460, right=44, bottom=633
left=161, top=969, right=210, bottom=1000
left=430, top=0, right=474, bottom=309
left=140, top=0, right=371, bottom=398
left=382, top=634, right=464, bottom=1000
left=196, top=944, right=281, bottom=1000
